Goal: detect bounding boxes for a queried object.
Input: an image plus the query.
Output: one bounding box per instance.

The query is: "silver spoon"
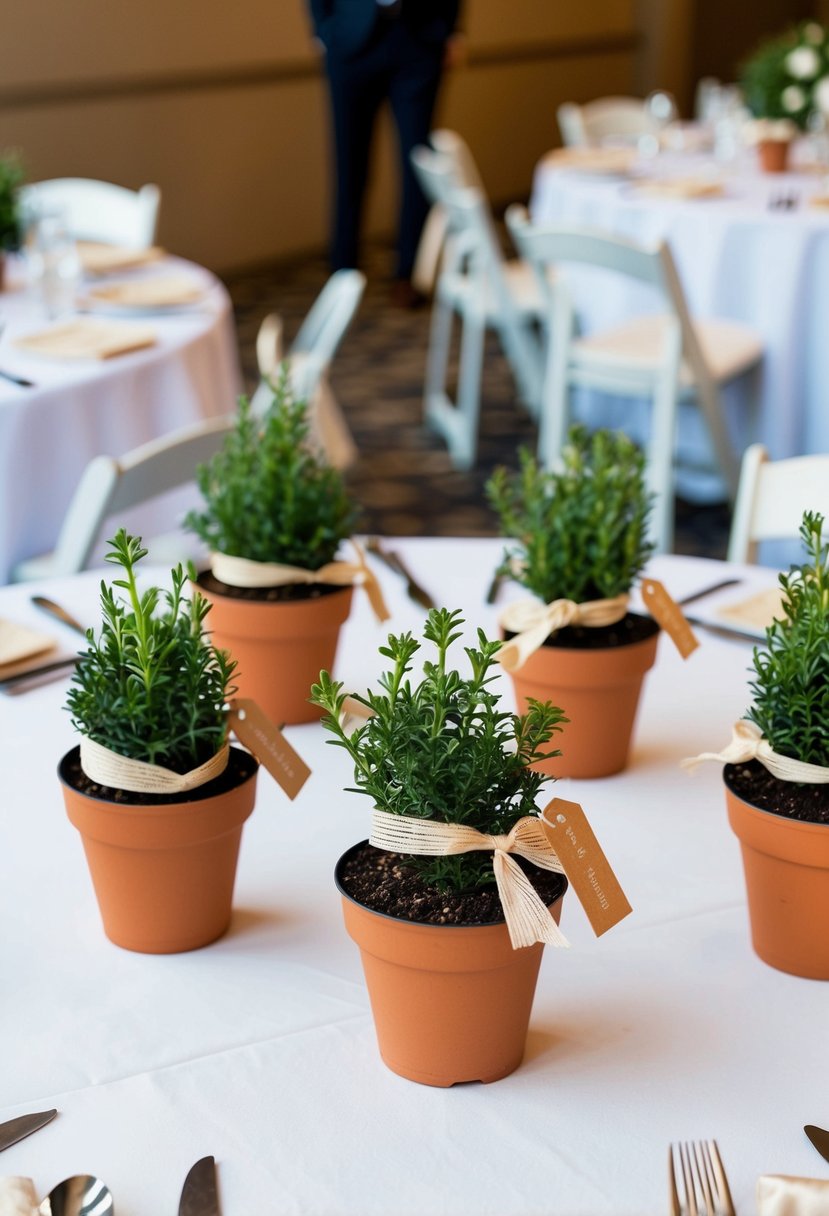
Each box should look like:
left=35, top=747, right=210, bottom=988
left=38, top=1176, right=113, bottom=1216
left=30, top=595, right=88, bottom=637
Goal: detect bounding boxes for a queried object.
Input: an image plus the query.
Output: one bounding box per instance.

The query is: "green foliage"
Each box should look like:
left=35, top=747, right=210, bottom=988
left=740, top=22, right=829, bottom=130
left=747, top=511, right=829, bottom=767
left=66, top=530, right=237, bottom=773
left=0, top=151, right=24, bottom=253
left=311, top=607, right=567, bottom=892
left=486, top=426, right=654, bottom=604
left=185, top=369, right=358, bottom=569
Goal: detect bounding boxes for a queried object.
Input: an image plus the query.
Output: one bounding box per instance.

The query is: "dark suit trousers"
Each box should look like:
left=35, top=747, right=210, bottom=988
left=323, top=19, right=444, bottom=278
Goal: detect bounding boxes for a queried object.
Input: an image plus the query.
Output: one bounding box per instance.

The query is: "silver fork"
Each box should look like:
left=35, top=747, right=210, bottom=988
left=668, top=1140, right=736, bottom=1216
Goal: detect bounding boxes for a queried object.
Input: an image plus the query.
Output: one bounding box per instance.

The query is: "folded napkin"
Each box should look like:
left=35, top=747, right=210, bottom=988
left=758, top=1174, right=829, bottom=1215
left=0, top=1176, right=38, bottom=1216
left=716, top=586, right=785, bottom=633
left=809, top=194, right=829, bottom=210
left=545, top=147, right=635, bottom=175
left=634, top=176, right=724, bottom=200
left=0, top=617, right=56, bottom=674
left=85, top=274, right=205, bottom=309
left=14, top=318, right=156, bottom=360
left=77, top=242, right=164, bottom=275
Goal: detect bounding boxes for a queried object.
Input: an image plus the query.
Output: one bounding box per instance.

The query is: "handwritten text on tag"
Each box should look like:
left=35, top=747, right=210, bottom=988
left=229, top=698, right=311, bottom=799
left=540, top=797, right=632, bottom=937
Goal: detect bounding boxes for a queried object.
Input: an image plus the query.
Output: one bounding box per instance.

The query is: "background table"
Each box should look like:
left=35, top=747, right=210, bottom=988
left=0, top=256, right=241, bottom=583
left=530, top=150, right=829, bottom=498
left=1, top=539, right=826, bottom=1216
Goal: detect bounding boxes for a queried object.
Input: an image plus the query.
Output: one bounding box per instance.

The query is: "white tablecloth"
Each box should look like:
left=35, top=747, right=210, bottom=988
left=0, top=256, right=241, bottom=583
left=530, top=150, right=829, bottom=497
left=0, top=539, right=826, bottom=1216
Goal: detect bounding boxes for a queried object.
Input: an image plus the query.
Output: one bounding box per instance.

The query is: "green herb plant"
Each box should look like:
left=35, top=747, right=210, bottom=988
left=486, top=425, right=654, bottom=604
left=740, top=22, right=829, bottom=131
left=311, top=607, right=566, bottom=893
left=0, top=151, right=24, bottom=253
left=185, top=369, right=358, bottom=570
left=747, top=511, right=829, bottom=767
left=66, top=529, right=237, bottom=773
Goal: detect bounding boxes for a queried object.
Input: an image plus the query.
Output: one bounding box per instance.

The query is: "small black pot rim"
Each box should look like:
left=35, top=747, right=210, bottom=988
left=195, top=569, right=351, bottom=600
left=723, top=760, right=829, bottom=827
left=334, top=838, right=569, bottom=930
left=503, top=609, right=660, bottom=653
left=58, top=742, right=259, bottom=806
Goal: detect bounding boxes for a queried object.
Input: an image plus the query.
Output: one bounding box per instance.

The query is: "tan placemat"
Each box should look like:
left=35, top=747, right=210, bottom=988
left=545, top=147, right=635, bottom=175
left=0, top=618, right=56, bottom=672
left=717, top=586, right=786, bottom=633
left=77, top=242, right=165, bottom=275
left=15, top=318, right=157, bottom=360
left=809, top=194, right=829, bottom=210
left=85, top=275, right=205, bottom=309
left=635, top=176, right=724, bottom=199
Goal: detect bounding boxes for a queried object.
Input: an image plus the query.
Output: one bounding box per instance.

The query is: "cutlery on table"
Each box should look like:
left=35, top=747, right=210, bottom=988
left=366, top=537, right=436, bottom=609
left=0, top=368, right=35, bottom=388
left=179, top=1156, right=220, bottom=1216
left=0, top=1109, right=57, bottom=1152
left=38, top=1174, right=113, bottom=1216
left=669, top=1140, right=736, bottom=1216
left=805, top=1124, right=829, bottom=1164
left=0, top=655, right=80, bottom=695
left=31, top=595, right=89, bottom=637
left=676, top=578, right=741, bottom=608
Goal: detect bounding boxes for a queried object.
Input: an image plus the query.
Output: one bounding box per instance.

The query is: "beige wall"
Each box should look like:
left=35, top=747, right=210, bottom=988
left=0, top=1, right=636, bottom=272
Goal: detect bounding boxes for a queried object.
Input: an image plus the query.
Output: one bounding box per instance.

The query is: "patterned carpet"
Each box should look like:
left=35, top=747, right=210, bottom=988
left=222, top=240, right=731, bottom=557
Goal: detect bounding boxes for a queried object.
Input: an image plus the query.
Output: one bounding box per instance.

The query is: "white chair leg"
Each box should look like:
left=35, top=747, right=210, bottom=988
left=537, top=305, right=572, bottom=471
left=451, top=308, right=486, bottom=468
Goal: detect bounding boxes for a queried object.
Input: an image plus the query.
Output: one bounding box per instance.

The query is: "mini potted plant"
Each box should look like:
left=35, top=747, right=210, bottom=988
left=740, top=21, right=829, bottom=171
left=0, top=150, right=24, bottom=288
left=60, top=529, right=258, bottom=954
left=185, top=371, right=368, bottom=725
left=486, top=426, right=656, bottom=779
left=311, top=607, right=569, bottom=1087
left=685, top=511, right=829, bottom=980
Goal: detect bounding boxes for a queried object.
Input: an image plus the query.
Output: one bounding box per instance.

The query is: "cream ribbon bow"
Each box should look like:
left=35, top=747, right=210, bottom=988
left=80, top=736, right=229, bottom=794
left=498, top=594, right=629, bottom=673
left=682, top=719, right=829, bottom=784
left=210, top=540, right=389, bottom=622
left=369, top=808, right=569, bottom=950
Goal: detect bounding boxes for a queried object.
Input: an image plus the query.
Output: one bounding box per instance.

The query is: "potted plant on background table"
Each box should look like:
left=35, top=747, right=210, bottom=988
left=486, top=426, right=657, bottom=779
left=60, top=529, right=259, bottom=954
left=740, top=21, right=829, bottom=171
left=311, top=607, right=570, bottom=1087
left=186, top=372, right=386, bottom=725
left=0, top=150, right=24, bottom=289
left=684, top=511, right=829, bottom=980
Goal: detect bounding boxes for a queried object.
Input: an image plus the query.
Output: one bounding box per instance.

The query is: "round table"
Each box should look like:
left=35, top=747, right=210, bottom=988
left=530, top=147, right=829, bottom=496
left=0, top=253, right=241, bottom=583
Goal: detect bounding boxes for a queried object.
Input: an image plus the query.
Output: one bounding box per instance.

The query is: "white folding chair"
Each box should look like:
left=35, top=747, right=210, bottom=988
left=557, top=97, right=660, bottom=148
left=727, top=444, right=829, bottom=564
left=506, top=206, right=764, bottom=553
left=411, top=129, right=484, bottom=297
left=21, top=178, right=161, bottom=248
left=410, top=145, right=547, bottom=470
left=250, top=269, right=364, bottom=470
left=10, top=414, right=236, bottom=581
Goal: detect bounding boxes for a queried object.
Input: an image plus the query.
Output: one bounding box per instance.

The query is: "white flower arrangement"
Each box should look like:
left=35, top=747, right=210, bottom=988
left=741, top=21, right=829, bottom=132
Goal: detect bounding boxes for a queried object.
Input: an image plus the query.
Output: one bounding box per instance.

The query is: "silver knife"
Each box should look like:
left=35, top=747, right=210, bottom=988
left=805, top=1124, right=829, bottom=1164
left=0, top=1109, right=57, bottom=1152
left=179, top=1156, right=220, bottom=1216
left=0, top=655, right=79, bottom=694
left=367, top=538, right=436, bottom=609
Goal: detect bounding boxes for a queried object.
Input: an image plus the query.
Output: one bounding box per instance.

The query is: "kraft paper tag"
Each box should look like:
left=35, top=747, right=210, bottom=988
left=229, top=698, right=310, bottom=799
left=540, top=797, right=632, bottom=937
left=641, top=577, right=699, bottom=658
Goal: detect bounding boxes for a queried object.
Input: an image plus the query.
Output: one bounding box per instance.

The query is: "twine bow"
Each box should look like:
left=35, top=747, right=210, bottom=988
left=369, top=808, right=569, bottom=950
left=682, top=719, right=829, bottom=784
left=210, top=539, right=389, bottom=622
left=80, top=736, right=229, bottom=794
left=498, top=594, right=629, bottom=672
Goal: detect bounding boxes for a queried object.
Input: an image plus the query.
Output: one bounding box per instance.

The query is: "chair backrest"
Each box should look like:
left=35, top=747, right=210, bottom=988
left=429, top=128, right=484, bottom=190
left=18, top=414, right=236, bottom=579
left=727, top=444, right=829, bottom=564
left=411, top=147, right=504, bottom=276
left=21, top=178, right=161, bottom=248
left=557, top=97, right=659, bottom=148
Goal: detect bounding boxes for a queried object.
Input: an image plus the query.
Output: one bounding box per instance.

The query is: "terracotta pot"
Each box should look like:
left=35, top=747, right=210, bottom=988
left=757, top=139, right=791, bottom=173
left=60, top=746, right=258, bottom=954
left=724, top=768, right=829, bottom=980
left=336, top=842, right=567, bottom=1087
left=197, top=580, right=353, bottom=725
left=507, top=617, right=659, bottom=779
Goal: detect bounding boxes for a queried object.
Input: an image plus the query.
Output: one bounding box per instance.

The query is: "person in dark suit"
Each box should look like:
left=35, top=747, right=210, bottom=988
left=308, top=0, right=463, bottom=306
